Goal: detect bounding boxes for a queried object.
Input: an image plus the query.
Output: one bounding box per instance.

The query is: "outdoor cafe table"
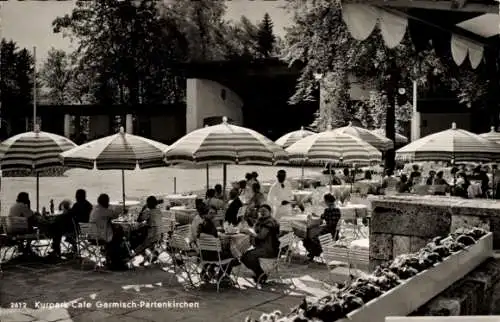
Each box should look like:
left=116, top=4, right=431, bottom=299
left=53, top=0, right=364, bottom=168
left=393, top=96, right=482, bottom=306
left=110, top=200, right=142, bottom=214
left=165, top=194, right=198, bottom=208
left=261, top=182, right=273, bottom=194
left=293, top=190, right=313, bottom=203
left=170, top=206, right=197, bottom=225
left=219, top=232, right=251, bottom=258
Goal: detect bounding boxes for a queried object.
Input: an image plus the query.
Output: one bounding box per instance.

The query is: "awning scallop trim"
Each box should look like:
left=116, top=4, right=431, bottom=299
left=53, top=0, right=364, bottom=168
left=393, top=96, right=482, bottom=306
left=341, top=4, right=485, bottom=67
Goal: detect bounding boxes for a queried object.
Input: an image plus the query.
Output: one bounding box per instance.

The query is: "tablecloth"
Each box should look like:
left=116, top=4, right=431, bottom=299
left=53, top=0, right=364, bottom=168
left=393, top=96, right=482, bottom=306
left=293, top=190, right=313, bottom=203
left=165, top=194, right=198, bottom=208
left=170, top=206, right=197, bottom=225
left=219, top=233, right=251, bottom=258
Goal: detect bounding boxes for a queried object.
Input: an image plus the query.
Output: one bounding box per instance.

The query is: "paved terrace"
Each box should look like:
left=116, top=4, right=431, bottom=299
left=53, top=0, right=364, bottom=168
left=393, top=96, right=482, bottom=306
left=0, top=254, right=335, bottom=322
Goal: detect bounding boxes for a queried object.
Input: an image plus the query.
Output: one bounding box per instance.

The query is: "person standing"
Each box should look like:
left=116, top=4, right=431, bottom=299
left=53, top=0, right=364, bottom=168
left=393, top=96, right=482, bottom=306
left=267, top=170, right=293, bottom=219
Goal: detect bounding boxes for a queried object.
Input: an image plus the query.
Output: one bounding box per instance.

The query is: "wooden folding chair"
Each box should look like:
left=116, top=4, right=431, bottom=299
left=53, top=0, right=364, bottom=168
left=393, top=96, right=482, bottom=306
left=166, top=225, right=199, bottom=286
left=4, top=217, right=51, bottom=257
left=78, top=223, right=107, bottom=271
left=198, top=233, right=238, bottom=292
left=258, top=233, right=294, bottom=285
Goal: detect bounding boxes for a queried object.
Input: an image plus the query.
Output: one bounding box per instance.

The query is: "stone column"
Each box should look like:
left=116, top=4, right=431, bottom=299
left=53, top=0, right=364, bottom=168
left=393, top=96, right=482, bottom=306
left=63, top=114, right=71, bottom=138
left=125, top=114, right=133, bottom=134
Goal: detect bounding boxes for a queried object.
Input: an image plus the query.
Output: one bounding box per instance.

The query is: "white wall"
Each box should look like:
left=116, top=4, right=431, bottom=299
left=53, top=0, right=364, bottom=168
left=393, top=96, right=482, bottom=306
left=186, top=78, right=243, bottom=133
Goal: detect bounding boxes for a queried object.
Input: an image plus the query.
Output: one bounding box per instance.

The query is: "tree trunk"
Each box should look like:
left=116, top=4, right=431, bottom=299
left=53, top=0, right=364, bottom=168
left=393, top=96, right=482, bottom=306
left=384, top=57, right=399, bottom=171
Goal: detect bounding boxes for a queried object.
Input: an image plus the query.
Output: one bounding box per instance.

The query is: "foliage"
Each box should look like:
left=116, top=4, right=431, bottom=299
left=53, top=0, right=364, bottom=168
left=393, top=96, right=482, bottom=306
left=0, top=39, right=34, bottom=110
left=282, top=0, right=488, bottom=132
left=39, top=48, right=76, bottom=104
left=53, top=0, right=189, bottom=105
left=256, top=13, right=276, bottom=58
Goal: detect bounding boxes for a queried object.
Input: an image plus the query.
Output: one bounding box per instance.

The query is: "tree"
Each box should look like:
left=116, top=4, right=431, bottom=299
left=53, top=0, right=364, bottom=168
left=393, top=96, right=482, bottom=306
left=39, top=48, right=76, bottom=105
left=53, top=0, right=189, bottom=106
left=256, top=13, right=276, bottom=58
left=282, top=0, right=486, bottom=169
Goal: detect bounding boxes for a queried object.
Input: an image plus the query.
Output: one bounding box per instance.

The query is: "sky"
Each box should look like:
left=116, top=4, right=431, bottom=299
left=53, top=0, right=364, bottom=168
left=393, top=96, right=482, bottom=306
left=0, top=0, right=292, bottom=64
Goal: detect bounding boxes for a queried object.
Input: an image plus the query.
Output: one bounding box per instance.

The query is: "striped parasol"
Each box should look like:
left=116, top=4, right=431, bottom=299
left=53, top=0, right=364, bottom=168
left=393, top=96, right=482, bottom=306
left=332, top=122, right=394, bottom=151
left=0, top=127, right=76, bottom=171
left=0, top=126, right=77, bottom=211
left=60, top=127, right=169, bottom=170
left=285, top=126, right=382, bottom=165
left=60, top=127, right=169, bottom=208
left=165, top=117, right=288, bottom=165
left=479, top=126, right=500, bottom=144
left=371, top=128, right=408, bottom=145
left=275, top=126, right=316, bottom=149
left=396, top=122, right=500, bottom=163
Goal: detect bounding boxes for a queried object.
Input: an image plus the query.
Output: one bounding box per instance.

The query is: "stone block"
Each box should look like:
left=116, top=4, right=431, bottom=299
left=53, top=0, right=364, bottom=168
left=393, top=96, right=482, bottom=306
left=371, top=205, right=451, bottom=237
left=421, top=299, right=461, bottom=316
left=451, top=215, right=490, bottom=233
left=410, top=236, right=430, bottom=252
left=440, top=280, right=482, bottom=315
left=369, top=233, right=393, bottom=260
left=392, top=235, right=411, bottom=258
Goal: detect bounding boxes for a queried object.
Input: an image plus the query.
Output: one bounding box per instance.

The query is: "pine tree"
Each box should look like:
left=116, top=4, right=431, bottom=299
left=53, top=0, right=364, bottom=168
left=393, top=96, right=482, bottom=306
left=256, top=13, right=276, bottom=58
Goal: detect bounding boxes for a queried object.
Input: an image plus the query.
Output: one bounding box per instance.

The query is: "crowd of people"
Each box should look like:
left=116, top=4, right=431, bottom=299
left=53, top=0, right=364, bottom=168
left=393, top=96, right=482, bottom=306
left=2, top=168, right=345, bottom=282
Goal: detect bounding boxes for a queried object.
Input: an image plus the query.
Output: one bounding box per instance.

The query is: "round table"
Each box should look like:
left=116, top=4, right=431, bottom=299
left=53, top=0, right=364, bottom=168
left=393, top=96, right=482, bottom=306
left=219, top=233, right=251, bottom=258
left=165, top=194, right=198, bottom=208
left=110, top=200, right=141, bottom=207
left=338, top=204, right=368, bottom=221
left=293, top=190, right=313, bottom=203
left=280, top=214, right=322, bottom=239
left=170, top=206, right=197, bottom=225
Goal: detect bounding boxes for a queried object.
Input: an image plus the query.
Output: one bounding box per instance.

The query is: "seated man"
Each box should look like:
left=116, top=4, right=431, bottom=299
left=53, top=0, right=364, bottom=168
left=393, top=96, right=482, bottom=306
left=302, top=193, right=341, bottom=261
left=224, top=188, right=242, bottom=226
left=214, top=184, right=225, bottom=200
left=48, top=199, right=76, bottom=257
left=241, top=204, right=280, bottom=284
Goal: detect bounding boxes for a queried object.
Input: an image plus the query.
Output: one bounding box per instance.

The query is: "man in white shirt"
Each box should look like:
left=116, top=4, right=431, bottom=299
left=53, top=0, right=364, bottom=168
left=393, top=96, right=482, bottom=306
left=267, top=170, right=294, bottom=219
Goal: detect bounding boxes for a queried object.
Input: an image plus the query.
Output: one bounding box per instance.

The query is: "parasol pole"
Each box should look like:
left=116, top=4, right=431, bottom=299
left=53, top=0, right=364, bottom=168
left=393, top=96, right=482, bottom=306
left=222, top=163, right=227, bottom=202
left=121, top=169, right=126, bottom=212
left=328, top=162, right=332, bottom=193
left=33, top=46, right=40, bottom=211
left=206, top=164, right=210, bottom=191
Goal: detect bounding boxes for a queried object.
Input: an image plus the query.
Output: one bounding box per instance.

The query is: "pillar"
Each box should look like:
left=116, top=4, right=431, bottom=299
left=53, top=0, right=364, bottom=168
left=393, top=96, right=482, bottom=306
left=63, top=114, right=71, bottom=138
left=410, top=80, right=421, bottom=141
left=125, top=114, right=133, bottom=134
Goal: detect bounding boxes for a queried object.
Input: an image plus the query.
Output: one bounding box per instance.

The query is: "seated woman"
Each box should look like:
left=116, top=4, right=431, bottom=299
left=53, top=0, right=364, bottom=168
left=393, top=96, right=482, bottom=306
left=132, top=196, right=161, bottom=252
left=7, top=192, right=37, bottom=255
left=240, top=204, right=280, bottom=284
left=302, top=193, right=341, bottom=261
left=206, top=188, right=224, bottom=210
left=197, top=205, right=238, bottom=283
left=89, top=193, right=128, bottom=270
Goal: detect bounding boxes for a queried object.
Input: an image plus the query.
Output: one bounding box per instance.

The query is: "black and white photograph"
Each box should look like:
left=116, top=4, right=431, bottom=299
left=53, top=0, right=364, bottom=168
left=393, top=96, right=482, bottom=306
left=0, top=0, right=499, bottom=321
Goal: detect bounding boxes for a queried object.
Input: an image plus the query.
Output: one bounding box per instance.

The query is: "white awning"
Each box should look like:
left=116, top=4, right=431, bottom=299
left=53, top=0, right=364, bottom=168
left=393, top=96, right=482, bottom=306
left=341, top=3, right=499, bottom=68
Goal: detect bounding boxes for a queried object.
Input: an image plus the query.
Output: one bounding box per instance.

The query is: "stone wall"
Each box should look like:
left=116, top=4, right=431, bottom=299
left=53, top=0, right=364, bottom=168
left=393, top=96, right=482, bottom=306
left=412, top=257, right=500, bottom=316
left=369, top=195, right=500, bottom=270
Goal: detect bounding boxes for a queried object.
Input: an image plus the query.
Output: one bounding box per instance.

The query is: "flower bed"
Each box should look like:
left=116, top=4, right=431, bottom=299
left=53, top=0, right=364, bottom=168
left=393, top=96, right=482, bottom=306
left=246, top=228, right=493, bottom=322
